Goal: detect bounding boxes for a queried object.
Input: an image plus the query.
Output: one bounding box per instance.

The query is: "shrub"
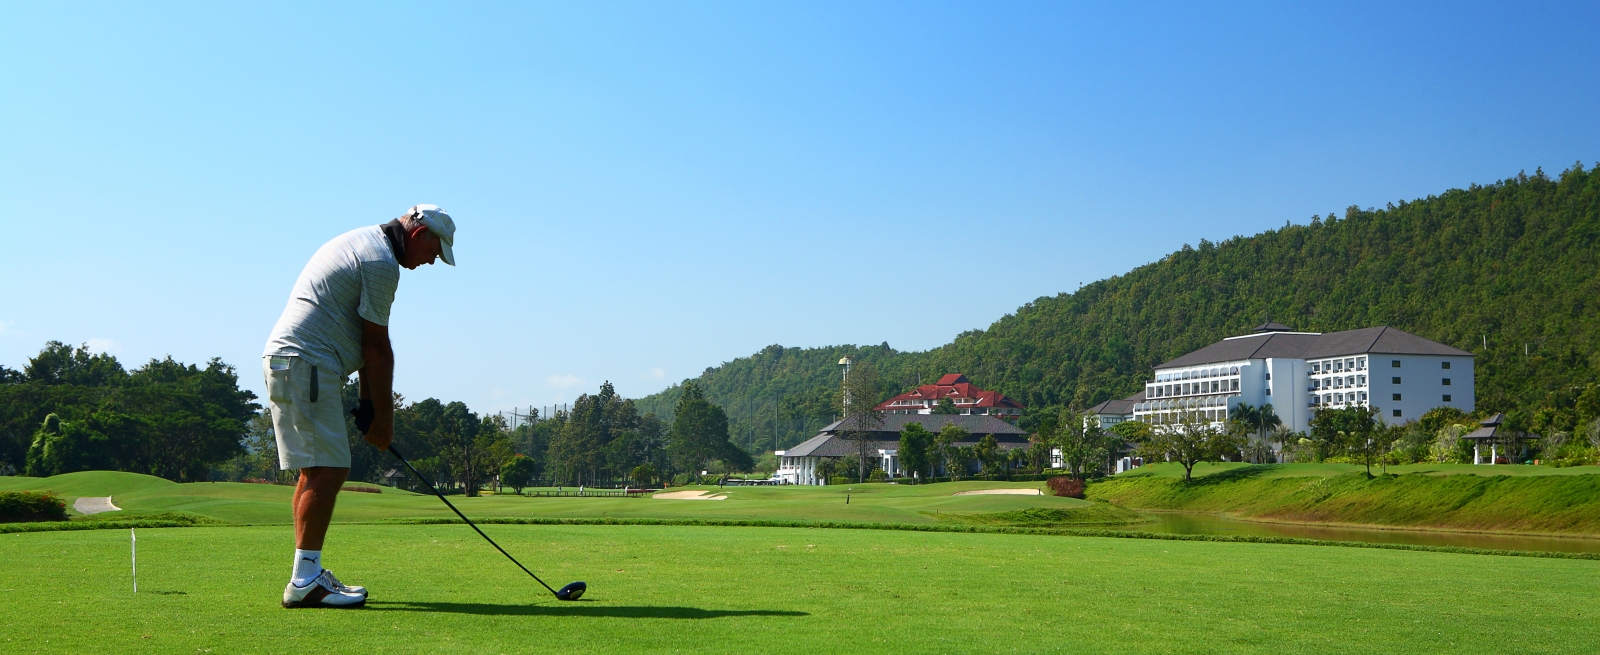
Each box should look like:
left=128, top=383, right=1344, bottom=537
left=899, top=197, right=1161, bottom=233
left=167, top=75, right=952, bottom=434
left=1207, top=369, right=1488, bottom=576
left=1047, top=476, right=1085, bottom=499
left=868, top=469, right=887, bottom=482
left=0, top=491, right=70, bottom=523
left=829, top=476, right=851, bottom=486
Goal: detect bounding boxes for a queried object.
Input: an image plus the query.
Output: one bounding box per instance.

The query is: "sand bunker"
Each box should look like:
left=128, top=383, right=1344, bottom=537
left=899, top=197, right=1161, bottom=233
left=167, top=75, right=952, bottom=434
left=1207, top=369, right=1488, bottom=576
left=73, top=496, right=122, bottom=514
left=653, top=490, right=728, bottom=500
left=951, top=488, right=1042, bottom=496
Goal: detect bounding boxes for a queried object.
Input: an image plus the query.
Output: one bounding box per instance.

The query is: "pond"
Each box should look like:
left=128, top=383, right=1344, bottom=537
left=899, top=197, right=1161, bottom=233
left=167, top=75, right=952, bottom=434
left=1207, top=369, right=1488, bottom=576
left=1128, top=511, right=1600, bottom=554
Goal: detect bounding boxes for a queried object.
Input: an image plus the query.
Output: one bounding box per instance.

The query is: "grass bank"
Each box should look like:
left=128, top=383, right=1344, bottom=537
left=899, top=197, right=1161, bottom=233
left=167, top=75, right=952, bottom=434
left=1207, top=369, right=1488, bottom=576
left=1090, top=463, right=1600, bottom=535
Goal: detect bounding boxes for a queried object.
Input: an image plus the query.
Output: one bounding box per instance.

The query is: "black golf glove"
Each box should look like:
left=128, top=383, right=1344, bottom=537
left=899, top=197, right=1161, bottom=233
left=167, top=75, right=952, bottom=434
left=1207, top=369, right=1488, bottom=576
left=351, top=399, right=375, bottom=434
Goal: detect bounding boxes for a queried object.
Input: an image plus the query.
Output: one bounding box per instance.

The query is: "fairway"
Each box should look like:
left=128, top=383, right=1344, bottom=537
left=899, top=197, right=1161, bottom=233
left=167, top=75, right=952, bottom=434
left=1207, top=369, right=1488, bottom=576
left=0, top=472, right=1092, bottom=526
left=2, top=523, right=1596, bottom=654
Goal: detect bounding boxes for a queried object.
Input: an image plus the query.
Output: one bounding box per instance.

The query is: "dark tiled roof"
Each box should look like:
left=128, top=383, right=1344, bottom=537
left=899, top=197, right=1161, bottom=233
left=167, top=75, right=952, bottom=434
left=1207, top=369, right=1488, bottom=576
left=1088, top=390, right=1147, bottom=416
left=1160, top=326, right=1471, bottom=368
left=1158, top=333, right=1322, bottom=368
left=1302, top=326, right=1473, bottom=358
left=1254, top=321, right=1294, bottom=332
left=783, top=414, right=1029, bottom=458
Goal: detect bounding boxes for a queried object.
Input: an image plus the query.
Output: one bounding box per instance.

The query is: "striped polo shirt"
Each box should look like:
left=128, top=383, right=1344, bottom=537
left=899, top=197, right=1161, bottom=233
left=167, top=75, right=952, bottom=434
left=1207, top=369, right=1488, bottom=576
left=264, top=226, right=400, bottom=377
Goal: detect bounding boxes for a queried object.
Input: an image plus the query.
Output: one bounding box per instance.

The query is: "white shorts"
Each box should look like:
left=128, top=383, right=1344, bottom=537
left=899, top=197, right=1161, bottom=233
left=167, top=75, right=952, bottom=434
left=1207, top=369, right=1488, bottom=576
left=263, top=355, right=350, bottom=470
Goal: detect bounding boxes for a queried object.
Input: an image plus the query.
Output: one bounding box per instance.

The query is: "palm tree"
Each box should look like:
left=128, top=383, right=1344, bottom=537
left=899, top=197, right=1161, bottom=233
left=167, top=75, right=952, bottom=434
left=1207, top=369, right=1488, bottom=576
left=1257, top=404, right=1282, bottom=462
left=1230, top=403, right=1262, bottom=463
left=1228, top=402, right=1282, bottom=463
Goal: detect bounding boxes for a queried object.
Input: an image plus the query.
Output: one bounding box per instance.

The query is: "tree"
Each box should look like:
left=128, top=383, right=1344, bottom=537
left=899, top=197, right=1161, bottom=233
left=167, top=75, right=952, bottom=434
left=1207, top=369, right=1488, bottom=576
left=630, top=463, right=657, bottom=487
left=815, top=457, right=837, bottom=483
left=1311, top=406, right=1382, bottom=475
left=550, top=381, right=642, bottom=485
left=837, top=361, right=885, bottom=483
left=1229, top=402, right=1282, bottom=463
left=1109, top=420, right=1153, bottom=468
left=500, top=454, right=537, bottom=494
left=897, top=423, right=933, bottom=481
left=668, top=383, right=741, bottom=478
left=931, top=398, right=961, bottom=415
left=935, top=423, right=969, bottom=479
left=1055, top=410, right=1112, bottom=480
left=974, top=434, right=1001, bottom=479
left=1136, top=413, right=1244, bottom=481
left=433, top=401, right=485, bottom=495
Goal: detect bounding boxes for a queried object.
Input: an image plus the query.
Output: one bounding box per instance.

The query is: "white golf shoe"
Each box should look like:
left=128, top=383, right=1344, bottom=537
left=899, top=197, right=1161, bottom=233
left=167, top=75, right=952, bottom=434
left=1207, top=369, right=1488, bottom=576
left=321, top=569, right=367, bottom=598
left=282, top=570, right=366, bottom=608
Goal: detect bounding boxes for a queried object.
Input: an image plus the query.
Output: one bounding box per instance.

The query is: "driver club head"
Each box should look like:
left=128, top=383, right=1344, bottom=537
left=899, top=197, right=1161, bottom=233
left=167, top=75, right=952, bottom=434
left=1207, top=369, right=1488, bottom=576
left=555, top=581, right=586, bottom=601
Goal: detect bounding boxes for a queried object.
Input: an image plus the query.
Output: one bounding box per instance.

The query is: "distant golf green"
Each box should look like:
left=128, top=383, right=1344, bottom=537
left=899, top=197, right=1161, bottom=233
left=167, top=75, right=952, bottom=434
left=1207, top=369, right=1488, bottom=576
left=0, top=471, right=1090, bottom=525
left=4, top=523, right=1596, bottom=653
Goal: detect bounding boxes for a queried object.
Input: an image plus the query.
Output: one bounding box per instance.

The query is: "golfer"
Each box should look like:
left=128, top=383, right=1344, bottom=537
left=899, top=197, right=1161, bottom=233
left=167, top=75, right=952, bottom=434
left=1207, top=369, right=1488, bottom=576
left=262, top=205, right=456, bottom=608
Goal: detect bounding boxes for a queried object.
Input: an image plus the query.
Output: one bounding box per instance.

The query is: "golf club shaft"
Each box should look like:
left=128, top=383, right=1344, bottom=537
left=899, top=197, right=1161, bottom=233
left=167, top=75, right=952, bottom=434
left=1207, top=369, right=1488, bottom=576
left=388, top=445, right=559, bottom=596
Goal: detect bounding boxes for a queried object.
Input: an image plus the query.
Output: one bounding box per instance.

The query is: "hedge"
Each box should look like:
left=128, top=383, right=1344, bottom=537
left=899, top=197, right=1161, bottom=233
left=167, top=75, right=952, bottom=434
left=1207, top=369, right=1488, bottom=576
left=0, top=491, right=70, bottom=523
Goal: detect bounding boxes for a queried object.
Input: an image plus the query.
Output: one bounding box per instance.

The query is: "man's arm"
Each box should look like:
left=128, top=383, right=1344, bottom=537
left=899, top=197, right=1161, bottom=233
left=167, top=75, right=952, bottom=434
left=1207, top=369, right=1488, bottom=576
left=359, top=319, right=395, bottom=450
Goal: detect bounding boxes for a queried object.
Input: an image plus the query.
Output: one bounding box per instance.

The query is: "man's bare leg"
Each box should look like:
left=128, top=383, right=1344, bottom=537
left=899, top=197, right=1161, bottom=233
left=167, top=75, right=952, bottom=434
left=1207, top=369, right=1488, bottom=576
left=294, top=467, right=348, bottom=550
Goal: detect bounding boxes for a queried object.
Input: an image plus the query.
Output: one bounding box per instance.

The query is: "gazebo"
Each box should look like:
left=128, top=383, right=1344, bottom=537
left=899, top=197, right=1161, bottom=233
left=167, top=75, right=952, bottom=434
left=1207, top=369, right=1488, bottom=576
left=1462, top=413, right=1529, bottom=465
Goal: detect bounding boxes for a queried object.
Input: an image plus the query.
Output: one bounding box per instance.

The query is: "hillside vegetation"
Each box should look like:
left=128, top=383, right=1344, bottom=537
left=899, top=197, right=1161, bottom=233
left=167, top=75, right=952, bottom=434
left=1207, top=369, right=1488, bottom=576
left=1089, top=464, right=1600, bottom=535
left=638, top=165, right=1600, bottom=452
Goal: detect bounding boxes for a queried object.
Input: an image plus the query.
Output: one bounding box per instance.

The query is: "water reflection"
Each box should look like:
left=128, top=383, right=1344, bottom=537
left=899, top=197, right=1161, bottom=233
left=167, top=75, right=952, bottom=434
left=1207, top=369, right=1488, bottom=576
left=1129, top=511, right=1600, bottom=554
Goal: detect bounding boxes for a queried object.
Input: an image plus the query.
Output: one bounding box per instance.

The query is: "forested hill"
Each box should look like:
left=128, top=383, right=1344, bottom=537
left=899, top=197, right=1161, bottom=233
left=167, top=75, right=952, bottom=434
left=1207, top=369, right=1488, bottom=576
left=636, top=164, right=1600, bottom=454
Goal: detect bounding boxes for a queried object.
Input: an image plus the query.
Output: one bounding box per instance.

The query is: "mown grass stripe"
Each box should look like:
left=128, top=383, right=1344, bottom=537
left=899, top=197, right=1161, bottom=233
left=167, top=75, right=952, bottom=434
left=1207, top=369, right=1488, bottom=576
left=12, top=513, right=1600, bottom=562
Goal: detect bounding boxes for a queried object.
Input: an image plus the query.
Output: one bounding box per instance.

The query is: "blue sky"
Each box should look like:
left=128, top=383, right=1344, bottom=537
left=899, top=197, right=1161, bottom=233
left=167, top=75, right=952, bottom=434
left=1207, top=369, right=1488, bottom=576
left=3, top=2, right=1596, bottom=416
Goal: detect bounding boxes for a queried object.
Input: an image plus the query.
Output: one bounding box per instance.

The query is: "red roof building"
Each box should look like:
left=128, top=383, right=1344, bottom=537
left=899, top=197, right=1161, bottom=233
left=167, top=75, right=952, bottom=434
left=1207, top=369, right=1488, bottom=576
left=874, top=374, right=1025, bottom=418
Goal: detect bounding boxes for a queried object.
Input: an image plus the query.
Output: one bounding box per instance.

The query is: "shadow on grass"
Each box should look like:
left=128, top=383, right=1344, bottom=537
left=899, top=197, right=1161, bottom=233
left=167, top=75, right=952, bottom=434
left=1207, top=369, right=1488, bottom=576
left=365, top=601, right=808, bottom=619
left=1179, top=464, right=1277, bottom=487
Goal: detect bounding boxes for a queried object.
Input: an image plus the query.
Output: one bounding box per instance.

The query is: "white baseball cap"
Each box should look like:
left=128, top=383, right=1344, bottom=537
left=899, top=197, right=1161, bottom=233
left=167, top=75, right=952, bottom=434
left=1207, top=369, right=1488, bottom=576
left=405, top=204, right=456, bottom=266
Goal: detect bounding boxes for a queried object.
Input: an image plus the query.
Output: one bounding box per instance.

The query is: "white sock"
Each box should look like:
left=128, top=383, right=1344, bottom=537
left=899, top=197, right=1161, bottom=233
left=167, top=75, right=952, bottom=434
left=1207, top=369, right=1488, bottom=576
left=292, top=549, right=322, bottom=585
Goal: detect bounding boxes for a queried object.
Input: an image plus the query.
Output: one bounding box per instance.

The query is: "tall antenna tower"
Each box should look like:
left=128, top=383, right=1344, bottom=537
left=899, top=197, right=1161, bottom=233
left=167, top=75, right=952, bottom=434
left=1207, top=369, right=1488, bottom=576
left=839, top=356, right=853, bottom=414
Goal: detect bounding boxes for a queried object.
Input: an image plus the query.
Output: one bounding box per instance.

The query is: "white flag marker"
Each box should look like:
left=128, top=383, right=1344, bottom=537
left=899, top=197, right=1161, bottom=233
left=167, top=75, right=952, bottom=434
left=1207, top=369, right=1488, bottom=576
left=131, top=528, right=137, bottom=593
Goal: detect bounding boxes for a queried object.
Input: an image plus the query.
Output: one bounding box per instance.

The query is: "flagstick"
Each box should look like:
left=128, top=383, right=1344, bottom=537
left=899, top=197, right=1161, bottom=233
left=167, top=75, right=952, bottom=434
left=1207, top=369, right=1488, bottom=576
left=131, top=528, right=137, bottom=594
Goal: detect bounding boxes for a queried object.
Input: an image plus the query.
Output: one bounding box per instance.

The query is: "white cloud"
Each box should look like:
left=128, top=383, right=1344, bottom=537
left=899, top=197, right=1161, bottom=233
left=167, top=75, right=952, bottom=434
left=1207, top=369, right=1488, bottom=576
left=84, top=337, right=119, bottom=354
left=647, top=367, right=666, bottom=380
left=546, top=374, right=584, bottom=389
left=0, top=320, right=17, bottom=337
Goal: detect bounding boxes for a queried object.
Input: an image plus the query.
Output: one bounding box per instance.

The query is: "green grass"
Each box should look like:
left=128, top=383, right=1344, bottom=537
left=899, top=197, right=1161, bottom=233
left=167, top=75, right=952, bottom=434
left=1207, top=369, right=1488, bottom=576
left=3, top=523, right=1596, bottom=654
left=1119, top=461, right=1600, bottom=479
left=1092, top=464, right=1600, bottom=535
left=929, top=501, right=1149, bottom=528
left=0, top=473, right=1082, bottom=525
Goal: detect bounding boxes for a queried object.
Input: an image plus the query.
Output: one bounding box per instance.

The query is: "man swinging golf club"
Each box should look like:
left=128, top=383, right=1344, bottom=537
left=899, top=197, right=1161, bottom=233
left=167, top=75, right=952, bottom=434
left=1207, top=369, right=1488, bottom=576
left=262, top=204, right=455, bottom=608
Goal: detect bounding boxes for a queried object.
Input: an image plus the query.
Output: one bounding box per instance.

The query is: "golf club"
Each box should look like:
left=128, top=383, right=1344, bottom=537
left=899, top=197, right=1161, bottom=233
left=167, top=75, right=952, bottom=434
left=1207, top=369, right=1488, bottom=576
left=387, top=444, right=585, bottom=601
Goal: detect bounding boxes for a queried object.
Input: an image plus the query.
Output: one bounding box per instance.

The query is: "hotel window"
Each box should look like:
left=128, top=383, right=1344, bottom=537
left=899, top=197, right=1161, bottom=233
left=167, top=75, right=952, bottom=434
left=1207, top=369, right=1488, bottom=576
left=1312, top=380, right=1321, bottom=390
left=1312, top=363, right=1321, bottom=373
left=1392, top=377, right=1401, bottom=384
left=1442, top=361, right=1451, bottom=370
left=1357, top=375, right=1366, bottom=386
left=1392, top=393, right=1402, bottom=401
left=1358, top=391, right=1367, bottom=402
left=1442, top=378, right=1451, bottom=386
left=1230, top=379, right=1239, bottom=391
left=1392, top=360, right=1401, bottom=367
left=1443, top=394, right=1452, bottom=402
left=1357, top=357, right=1366, bottom=370
left=1393, top=409, right=1403, bottom=417
left=1335, top=361, right=1344, bottom=372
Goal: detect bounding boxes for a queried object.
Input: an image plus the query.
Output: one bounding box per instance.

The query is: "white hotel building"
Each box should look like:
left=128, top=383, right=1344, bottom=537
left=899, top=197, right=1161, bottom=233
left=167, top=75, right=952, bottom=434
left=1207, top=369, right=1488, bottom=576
left=1122, top=323, right=1474, bottom=432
